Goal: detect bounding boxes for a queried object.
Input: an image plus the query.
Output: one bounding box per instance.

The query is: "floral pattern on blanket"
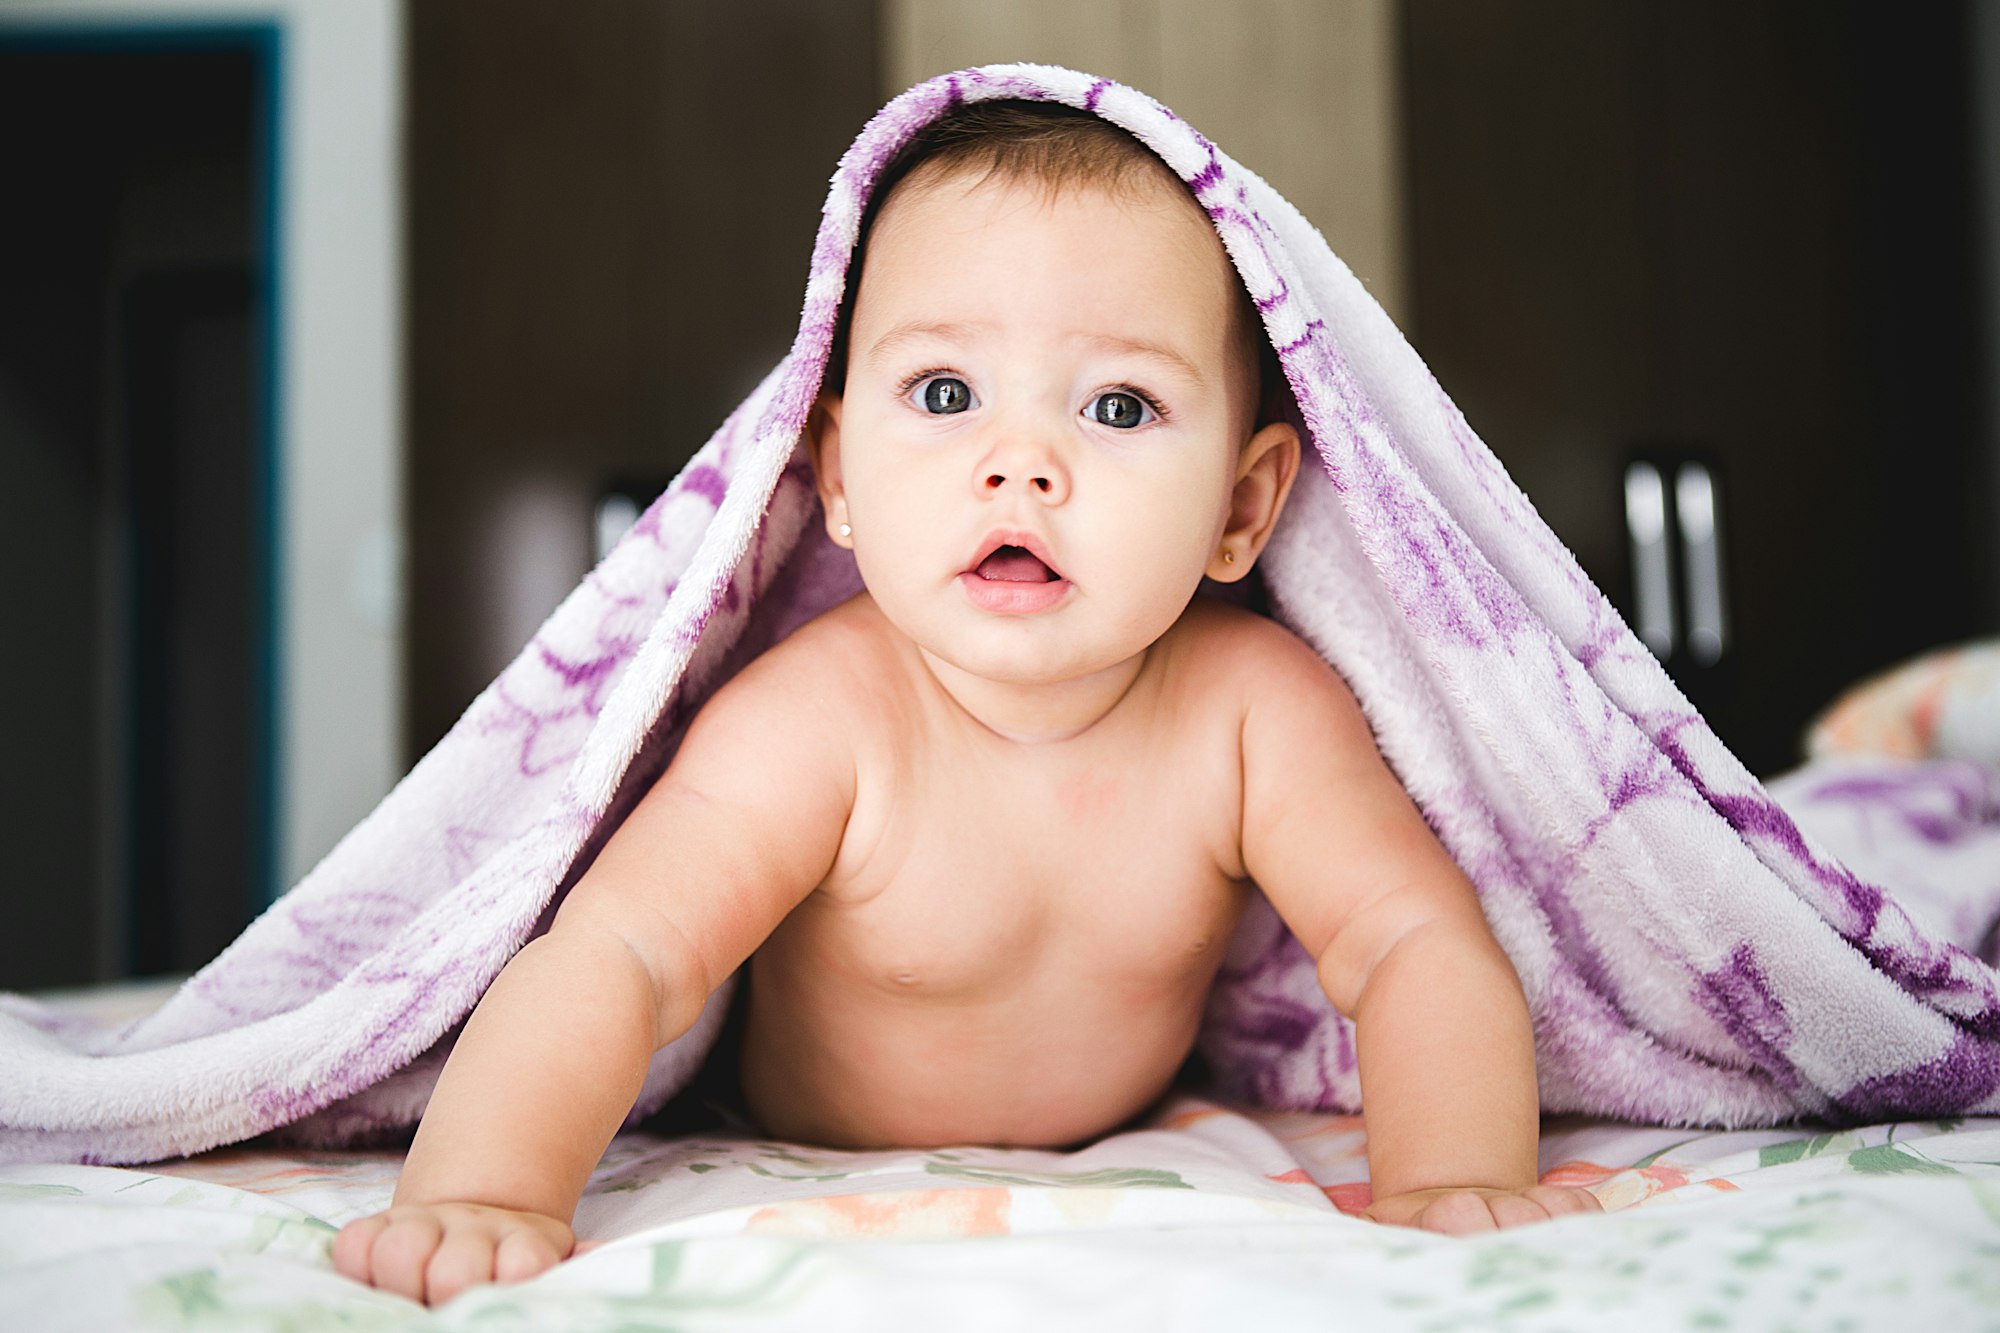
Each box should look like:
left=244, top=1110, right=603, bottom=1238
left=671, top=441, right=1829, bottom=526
left=6, top=1094, right=2000, bottom=1330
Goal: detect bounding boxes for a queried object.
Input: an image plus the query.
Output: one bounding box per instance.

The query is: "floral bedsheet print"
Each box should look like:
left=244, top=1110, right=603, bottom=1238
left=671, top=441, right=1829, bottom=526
left=4, top=1094, right=1998, bottom=1331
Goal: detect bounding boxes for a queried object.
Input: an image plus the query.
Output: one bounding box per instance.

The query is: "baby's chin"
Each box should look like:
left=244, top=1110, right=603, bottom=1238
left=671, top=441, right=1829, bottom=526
left=863, top=581, right=1192, bottom=686
left=913, top=636, right=1123, bottom=688
left=916, top=620, right=1172, bottom=693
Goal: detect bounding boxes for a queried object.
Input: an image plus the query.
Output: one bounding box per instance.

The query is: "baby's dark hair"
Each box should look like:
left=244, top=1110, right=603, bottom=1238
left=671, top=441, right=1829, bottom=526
left=823, top=100, right=1283, bottom=425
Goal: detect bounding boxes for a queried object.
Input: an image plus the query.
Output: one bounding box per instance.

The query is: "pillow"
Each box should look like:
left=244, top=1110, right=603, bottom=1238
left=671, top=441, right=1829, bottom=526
left=1806, top=640, right=2000, bottom=768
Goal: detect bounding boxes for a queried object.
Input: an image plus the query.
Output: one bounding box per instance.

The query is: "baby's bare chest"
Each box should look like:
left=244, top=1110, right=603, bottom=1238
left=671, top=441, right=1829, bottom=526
left=772, top=742, right=1250, bottom=997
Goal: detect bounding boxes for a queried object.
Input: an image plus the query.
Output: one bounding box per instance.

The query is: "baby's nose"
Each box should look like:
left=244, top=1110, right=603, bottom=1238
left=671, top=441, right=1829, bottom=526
left=982, top=468, right=1056, bottom=495
left=976, top=434, right=1070, bottom=503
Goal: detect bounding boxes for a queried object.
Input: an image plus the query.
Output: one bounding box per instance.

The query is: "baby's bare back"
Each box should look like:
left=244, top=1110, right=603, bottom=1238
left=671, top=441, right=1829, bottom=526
left=737, top=596, right=1259, bottom=1149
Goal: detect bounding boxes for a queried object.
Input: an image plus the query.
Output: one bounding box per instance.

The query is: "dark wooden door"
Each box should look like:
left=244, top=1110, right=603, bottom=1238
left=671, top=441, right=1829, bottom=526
left=1402, top=0, right=1993, bottom=776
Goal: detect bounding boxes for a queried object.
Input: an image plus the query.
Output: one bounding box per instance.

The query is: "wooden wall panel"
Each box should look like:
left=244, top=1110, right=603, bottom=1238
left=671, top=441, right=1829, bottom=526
left=882, top=0, right=1409, bottom=324
left=405, top=0, right=879, bottom=756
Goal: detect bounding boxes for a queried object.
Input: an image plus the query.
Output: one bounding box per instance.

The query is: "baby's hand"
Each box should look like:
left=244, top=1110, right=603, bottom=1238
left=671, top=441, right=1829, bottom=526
left=1364, top=1185, right=1602, bottom=1235
left=332, top=1202, right=575, bottom=1305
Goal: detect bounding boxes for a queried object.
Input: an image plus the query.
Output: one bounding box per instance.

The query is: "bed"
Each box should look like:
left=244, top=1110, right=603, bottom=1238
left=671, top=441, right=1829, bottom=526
left=2, top=979, right=1996, bottom=1330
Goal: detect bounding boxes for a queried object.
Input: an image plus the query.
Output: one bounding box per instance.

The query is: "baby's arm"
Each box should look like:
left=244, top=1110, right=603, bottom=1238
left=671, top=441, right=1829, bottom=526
left=332, top=652, right=854, bottom=1303
left=1239, top=629, right=1600, bottom=1233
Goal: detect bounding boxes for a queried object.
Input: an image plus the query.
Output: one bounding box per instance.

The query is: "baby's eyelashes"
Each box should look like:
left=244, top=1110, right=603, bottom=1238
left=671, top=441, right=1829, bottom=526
left=902, top=371, right=977, bottom=415
left=896, top=373, right=1166, bottom=429
left=1086, top=389, right=1159, bottom=429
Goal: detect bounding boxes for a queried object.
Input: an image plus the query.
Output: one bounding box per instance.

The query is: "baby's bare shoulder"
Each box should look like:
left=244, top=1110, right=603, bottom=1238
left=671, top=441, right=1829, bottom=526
left=1162, top=599, right=1386, bottom=792
left=1167, top=598, right=1356, bottom=710
left=700, top=593, right=907, bottom=730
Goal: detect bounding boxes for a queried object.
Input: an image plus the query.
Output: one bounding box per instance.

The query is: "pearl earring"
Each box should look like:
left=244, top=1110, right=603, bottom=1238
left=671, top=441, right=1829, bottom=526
left=1222, top=549, right=1236, bottom=564
left=838, top=522, right=852, bottom=539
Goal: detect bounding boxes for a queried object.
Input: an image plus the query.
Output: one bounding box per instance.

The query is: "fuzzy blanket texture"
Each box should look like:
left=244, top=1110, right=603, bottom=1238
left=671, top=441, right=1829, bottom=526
left=5, top=65, right=1999, bottom=1167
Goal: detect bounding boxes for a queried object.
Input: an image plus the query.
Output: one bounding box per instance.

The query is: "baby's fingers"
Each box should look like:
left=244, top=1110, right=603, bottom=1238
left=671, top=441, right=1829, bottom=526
left=1525, top=1184, right=1603, bottom=1219
left=1415, top=1191, right=1500, bottom=1234
left=493, top=1225, right=566, bottom=1283
left=366, top=1213, right=445, bottom=1303
left=331, top=1214, right=389, bottom=1283
left=1436, top=1186, right=1603, bottom=1234
left=424, top=1227, right=501, bottom=1306
left=1483, top=1191, right=1557, bottom=1230
left=1413, top=1186, right=1602, bottom=1234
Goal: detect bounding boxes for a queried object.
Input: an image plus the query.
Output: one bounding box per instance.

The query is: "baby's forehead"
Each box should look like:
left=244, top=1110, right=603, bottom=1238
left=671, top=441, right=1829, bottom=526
left=874, top=168, right=1248, bottom=334
left=878, top=162, right=1239, bottom=294
left=892, top=151, right=1211, bottom=234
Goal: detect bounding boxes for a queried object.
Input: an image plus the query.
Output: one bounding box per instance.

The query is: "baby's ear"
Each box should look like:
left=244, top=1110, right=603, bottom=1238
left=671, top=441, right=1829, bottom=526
left=805, top=394, right=852, bottom=549
left=1208, top=421, right=1300, bottom=582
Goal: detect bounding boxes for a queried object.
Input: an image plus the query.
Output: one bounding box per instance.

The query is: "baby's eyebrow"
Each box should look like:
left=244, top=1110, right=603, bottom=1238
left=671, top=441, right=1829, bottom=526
left=1075, top=333, right=1207, bottom=387
left=861, top=320, right=988, bottom=369
left=862, top=321, right=1207, bottom=388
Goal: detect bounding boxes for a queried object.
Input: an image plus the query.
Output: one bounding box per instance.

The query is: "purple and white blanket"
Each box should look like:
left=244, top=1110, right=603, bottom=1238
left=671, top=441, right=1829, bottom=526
left=6, top=65, right=1999, bottom=1166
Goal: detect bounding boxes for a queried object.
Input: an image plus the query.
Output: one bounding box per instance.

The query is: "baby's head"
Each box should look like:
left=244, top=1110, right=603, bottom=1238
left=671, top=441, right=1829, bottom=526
left=826, top=102, right=1284, bottom=430
left=809, top=100, right=1300, bottom=688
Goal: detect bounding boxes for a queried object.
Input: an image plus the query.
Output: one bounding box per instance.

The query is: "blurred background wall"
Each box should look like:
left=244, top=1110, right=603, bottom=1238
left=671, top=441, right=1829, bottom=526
left=3, top=0, right=1996, bottom=988
left=882, top=0, right=1410, bottom=323
left=404, top=0, right=878, bottom=762
left=2, top=0, right=401, bottom=988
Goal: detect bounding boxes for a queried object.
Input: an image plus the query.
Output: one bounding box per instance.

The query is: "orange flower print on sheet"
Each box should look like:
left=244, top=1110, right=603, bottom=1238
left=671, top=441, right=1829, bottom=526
left=1157, top=1104, right=1233, bottom=1132
left=1310, top=1179, right=1375, bottom=1216
left=745, top=1187, right=1013, bottom=1239
left=1540, top=1159, right=1739, bottom=1211
left=1264, top=1166, right=1371, bottom=1216
left=1539, top=1160, right=1630, bottom=1190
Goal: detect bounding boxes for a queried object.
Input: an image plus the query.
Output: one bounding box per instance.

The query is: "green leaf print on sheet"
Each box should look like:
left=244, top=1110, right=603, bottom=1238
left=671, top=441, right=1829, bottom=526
left=0, top=1181, right=85, bottom=1201
left=1846, top=1145, right=1956, bottom=1177
left=739, top=1145, right=874, bottom=1182
left=1755, top=1132, right=1863, bottom=1169
left=135, top=1269, right=228, bottom=1325
left=1755, top=1132, right=1965, bottom=1178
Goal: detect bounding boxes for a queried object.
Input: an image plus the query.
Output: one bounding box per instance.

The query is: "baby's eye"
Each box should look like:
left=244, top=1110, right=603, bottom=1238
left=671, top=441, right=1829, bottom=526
left=1087, top=390, right=1155, bottom=430
left=915, top=375, right=974, bottom=415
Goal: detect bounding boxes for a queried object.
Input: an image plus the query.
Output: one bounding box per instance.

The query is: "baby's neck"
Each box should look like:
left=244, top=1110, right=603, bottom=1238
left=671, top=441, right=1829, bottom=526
left=916, top=647, right=1151, bottom=745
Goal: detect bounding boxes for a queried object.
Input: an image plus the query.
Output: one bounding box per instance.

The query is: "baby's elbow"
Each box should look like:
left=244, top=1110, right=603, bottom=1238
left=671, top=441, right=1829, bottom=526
left=542, top=901, right=713, bottom=1048
left=1317, top=896, right=1500, bottom=1019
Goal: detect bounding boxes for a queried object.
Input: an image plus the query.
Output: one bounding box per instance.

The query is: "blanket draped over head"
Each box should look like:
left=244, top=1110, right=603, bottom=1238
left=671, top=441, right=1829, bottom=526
left=6, top=65, right=1999, bottom=1166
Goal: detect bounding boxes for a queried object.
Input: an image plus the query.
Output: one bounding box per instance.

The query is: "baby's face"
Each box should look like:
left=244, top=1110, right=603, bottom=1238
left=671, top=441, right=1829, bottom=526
left=814, top=167, right=1264, bottom=690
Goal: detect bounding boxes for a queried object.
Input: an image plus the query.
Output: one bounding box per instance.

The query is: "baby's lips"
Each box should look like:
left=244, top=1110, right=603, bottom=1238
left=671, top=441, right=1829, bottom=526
left=966, top=529, right=1065, bottom=581
left=974, top=547, right=1061, bottom=583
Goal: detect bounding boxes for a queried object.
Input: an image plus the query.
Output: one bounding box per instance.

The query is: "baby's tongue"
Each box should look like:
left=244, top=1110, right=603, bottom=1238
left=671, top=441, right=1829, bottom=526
left=976, top=547, right=1053, bottom=582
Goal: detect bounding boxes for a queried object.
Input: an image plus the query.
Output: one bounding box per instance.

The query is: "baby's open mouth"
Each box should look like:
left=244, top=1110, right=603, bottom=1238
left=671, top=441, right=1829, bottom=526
left=974, top=545, right=1061, bottom=583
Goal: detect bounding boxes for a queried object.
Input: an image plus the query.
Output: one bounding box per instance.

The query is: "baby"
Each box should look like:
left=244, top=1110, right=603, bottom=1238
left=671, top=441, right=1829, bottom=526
left=334, top=101, right=1600, bottom=1304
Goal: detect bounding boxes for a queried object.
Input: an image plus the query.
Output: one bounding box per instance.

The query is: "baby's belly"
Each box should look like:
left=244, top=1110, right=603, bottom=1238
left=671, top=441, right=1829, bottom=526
left=736, top=898, right=1242, bottom=1149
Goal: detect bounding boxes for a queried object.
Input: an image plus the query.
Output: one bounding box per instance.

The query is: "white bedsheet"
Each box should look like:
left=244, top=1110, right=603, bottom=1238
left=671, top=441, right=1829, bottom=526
left=5, top=1094, right=1997, bottom=1330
